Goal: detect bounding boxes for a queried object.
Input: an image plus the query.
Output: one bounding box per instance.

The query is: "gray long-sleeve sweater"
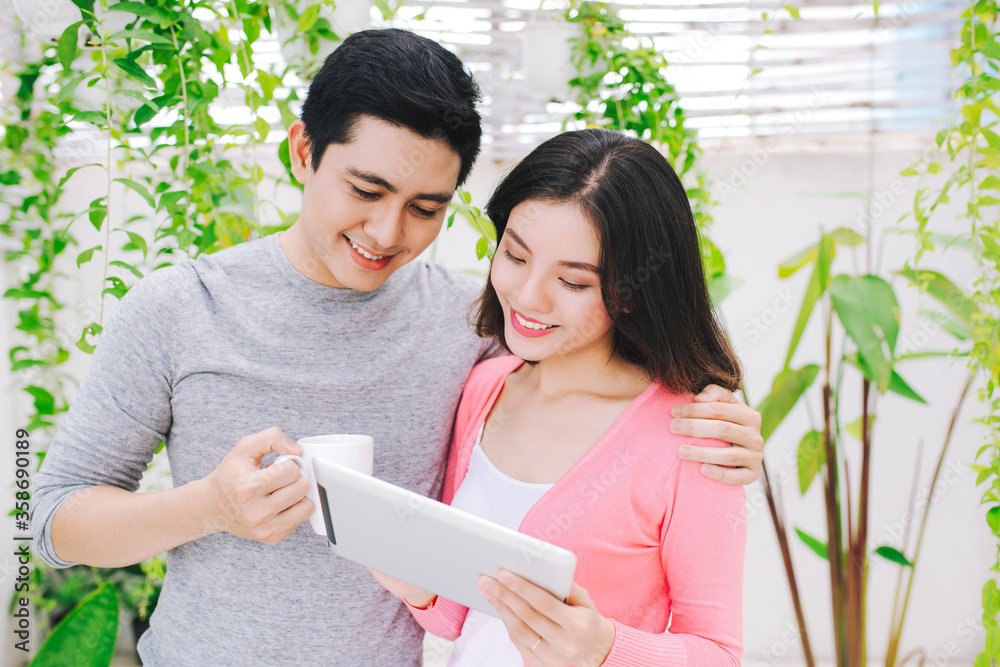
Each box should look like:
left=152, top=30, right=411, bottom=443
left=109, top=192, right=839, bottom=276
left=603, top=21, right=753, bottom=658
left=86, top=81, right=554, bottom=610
left=32, top=232, right=495, bottom=666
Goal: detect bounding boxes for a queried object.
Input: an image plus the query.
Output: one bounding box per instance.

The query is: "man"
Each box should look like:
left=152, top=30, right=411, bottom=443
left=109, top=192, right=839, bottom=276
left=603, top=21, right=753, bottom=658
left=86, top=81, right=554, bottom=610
left=33, top=29, right=763, bottom=666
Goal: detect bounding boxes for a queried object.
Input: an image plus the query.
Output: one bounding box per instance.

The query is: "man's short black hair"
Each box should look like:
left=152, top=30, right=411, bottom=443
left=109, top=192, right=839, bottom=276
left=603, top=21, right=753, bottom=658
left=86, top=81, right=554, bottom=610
left=300, top=29, right=483, bottom=187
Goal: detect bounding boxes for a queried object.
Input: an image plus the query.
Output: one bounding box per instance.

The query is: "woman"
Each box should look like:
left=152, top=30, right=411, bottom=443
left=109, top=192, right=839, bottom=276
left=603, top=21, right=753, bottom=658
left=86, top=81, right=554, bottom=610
left=374, top=129, right=745, bottom=666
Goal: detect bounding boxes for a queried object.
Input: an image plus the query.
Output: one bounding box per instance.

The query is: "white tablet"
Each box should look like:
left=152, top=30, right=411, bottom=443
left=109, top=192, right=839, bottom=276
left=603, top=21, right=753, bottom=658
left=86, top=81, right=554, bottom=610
left=313, top=458, right=578, bottom=619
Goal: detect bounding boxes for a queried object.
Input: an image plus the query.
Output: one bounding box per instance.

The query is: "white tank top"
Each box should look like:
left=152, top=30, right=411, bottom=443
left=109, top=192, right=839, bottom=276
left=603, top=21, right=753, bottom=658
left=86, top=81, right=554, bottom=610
left=447, top=425, right=555, bottom=667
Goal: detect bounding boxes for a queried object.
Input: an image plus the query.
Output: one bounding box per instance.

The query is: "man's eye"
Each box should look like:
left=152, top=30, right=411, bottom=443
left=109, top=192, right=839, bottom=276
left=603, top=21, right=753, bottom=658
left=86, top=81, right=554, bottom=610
left=352, top=185, right=379, bottom=201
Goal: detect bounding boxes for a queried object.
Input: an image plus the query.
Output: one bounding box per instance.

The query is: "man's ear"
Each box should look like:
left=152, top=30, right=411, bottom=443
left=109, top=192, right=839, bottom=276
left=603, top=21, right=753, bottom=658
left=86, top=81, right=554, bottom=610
left=288, top=119, right=313, bottom=185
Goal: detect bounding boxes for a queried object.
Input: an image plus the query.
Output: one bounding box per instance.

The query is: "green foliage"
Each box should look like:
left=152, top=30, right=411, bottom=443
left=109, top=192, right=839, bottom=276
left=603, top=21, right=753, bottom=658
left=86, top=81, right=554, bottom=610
left=30, top=584, right=119, bottom=667
left=1, top=0, right=343, bottom=656
left=896, top=1, right=1000, bottom=662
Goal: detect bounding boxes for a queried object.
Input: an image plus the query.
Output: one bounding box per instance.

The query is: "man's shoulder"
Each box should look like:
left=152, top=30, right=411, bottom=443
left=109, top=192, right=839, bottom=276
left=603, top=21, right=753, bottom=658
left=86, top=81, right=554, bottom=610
left=407, top=261, right=485, bottom=305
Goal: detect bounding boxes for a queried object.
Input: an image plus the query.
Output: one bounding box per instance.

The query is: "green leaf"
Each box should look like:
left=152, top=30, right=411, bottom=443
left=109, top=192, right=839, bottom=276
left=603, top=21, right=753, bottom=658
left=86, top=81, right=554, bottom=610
left=980, top=175, right=1000, bottom=190
left=885, top=369, right=927, bottom=403
left=757, top=365, right=820, bottom=441
left=112, top=58, right=156, bottom=88
left=476, top=236, right=489, bottom=260
left=106, top=29, right=172, bottom=45
left=157, top=190, right=187, bottom=212
left=102, top=276, right=128, bottom=300
left=830, top=227, right=865, bottom=246
left=31, top=583, right=119, bottom=667
left=795, top=527, right=828, bottom=560
left=845, top=414, right=877, bottom=440
left=782, top=4, right=801, bottom=18
left=88, top=197, right=107, bottom=231
left=785, top=234, right=835, bottom=367
left=24, top=386, right=55, bottom=416
left=874, top=545, right=913, bottom=567
left=77, top=323, right=103, bottom=354
left=109, top=260, right=143, bottom=279
left=58, top=21, right=84, bottom=70
left=778, top=242, right=817, bottom=278
left=797, top=429, right=825, bottom=494
left=830, top=274, right=899, bottom=392
left=299, top=4, right=321, bottom=31
left=71, top=111, right=107, bottom=126
left=108, top=1, right=173, bottom=23
left=901, top=167, right=920, bottom=176
left=896, top=269, right=979, bottom=335
left=76, top=245, right=103, bottom=268
left=59, top=163, right=102, bottom=188
left=113, top=178, right=155, bottom=207
left=988, top=505, right=1000, bottom=536
left=980, top=38, right=1000, bottom=61
left=254, top=117, right=270, bottom=142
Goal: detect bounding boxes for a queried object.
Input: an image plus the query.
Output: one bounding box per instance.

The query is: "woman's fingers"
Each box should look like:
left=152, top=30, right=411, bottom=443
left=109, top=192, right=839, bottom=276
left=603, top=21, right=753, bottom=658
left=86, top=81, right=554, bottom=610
left=480, top=573, right=561, bottom=637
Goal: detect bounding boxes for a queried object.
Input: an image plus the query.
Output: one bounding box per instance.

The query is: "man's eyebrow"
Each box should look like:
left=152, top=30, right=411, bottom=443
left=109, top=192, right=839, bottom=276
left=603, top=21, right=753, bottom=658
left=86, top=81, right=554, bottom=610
left=346, top=167, right=453, bottom=204
left=505, top=229, right=599, bottom=274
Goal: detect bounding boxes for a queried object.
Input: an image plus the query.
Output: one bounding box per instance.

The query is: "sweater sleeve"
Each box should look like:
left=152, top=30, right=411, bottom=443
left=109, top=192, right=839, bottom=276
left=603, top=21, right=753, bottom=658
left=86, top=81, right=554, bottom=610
left=403, top=595, right=470, bottom=640
left=31, top=266, right=189, bottom=568
left=601, top=444, right=746, bottom=667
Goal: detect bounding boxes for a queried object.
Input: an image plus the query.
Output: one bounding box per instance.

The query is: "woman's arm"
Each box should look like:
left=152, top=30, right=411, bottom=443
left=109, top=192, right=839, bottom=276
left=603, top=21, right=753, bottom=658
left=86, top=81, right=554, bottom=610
left=479, top=451, right=746, bottom=667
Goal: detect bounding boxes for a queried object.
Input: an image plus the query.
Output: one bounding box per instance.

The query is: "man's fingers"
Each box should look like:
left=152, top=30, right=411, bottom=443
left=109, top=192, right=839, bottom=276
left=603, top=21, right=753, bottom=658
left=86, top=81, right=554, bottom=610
left=671, top=400, right=747, bottom=423
left=234, top=426, right=301, bottom=464
left=260, top=458, right=305, bottom=494
left=678, top=443, right=762, bottom=469
left=265, top=473, right=310, bottom=511
left=700, top=463, right=759, bottom=486
left=693, top=384, right=740, bottom=404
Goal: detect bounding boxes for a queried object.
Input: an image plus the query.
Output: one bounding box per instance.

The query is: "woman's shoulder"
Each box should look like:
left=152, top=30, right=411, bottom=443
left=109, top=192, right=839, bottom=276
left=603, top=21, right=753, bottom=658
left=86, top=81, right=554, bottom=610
left=625, top=383, right=731, bottom=452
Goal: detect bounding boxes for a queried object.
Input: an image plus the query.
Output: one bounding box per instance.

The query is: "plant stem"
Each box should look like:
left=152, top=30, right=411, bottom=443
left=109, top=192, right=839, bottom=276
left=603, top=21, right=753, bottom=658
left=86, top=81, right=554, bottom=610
left=760, top=460, right=817, bottom=666
left=888, top=373, right=973, bottom=665
left=885, top=439, right=924, bottom=667
left=856, top=378, right=873, bottom=666
left=822, top=299, right=847, bottom=667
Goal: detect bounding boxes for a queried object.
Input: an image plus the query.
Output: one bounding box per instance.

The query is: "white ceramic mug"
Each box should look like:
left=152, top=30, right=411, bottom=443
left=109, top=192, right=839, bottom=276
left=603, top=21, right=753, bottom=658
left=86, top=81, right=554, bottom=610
left=274, top=434, right=374, bottom=536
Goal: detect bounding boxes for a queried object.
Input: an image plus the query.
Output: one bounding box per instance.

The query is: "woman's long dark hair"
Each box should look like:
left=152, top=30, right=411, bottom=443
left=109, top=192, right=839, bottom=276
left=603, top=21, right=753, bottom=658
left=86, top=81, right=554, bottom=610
left=475, top=129, right=743, bottom=394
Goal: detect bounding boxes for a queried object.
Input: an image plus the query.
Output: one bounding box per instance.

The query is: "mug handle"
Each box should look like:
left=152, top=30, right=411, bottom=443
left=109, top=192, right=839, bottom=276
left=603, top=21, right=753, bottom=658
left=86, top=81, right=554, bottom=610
left=272, top=454, right=305, bottom=472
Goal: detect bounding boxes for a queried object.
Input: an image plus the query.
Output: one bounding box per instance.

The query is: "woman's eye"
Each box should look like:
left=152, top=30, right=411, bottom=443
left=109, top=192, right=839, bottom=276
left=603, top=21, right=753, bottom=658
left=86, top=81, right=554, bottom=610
left=503, top=250, right=525, bottom=264
left=412, top=205, right=437, bottom=218
left=351, top=185, right=380, bottom=201
left=561, top=279, right=590, bottom=292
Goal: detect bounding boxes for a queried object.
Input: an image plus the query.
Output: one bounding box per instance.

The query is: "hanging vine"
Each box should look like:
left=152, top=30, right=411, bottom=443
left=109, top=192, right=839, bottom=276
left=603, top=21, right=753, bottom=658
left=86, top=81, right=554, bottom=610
left=897, top=0, right=1000, bottom=663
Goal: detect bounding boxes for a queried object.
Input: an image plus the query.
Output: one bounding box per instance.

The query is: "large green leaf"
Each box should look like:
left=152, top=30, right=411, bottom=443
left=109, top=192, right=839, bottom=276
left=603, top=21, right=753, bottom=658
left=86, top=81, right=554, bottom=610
left=896, top=269, right=979, bottom=336
left=31, top=583, right=119, bottom=667
left=784, top=235, right=835, bottom=368
left=830, top=274, right=899, bottom=392
left=797, top=429, right=825, bottom=494
left=845, top=354, right=927, bottom=403
left=757, top=365, right=821, bottom=441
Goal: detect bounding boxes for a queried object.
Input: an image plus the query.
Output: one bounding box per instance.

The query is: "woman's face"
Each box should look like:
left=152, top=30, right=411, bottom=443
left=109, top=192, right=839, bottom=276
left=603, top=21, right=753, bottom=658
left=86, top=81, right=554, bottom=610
left=490, top=200, right=615, bottom=365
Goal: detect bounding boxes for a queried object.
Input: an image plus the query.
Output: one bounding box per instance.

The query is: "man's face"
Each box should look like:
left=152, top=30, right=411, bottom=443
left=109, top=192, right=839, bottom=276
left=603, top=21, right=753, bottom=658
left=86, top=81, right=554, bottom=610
left=283, top=115, right=462, bottom=291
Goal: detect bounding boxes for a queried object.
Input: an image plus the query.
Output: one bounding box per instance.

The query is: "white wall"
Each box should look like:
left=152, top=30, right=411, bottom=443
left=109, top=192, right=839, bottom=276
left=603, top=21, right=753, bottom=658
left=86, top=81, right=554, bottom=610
left=2, top=138, right=991, bottom=666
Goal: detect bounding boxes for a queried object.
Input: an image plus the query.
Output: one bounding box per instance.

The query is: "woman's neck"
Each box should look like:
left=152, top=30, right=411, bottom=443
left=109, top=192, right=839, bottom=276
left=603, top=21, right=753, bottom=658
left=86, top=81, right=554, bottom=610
left=520, top=350, right=650, bottom=401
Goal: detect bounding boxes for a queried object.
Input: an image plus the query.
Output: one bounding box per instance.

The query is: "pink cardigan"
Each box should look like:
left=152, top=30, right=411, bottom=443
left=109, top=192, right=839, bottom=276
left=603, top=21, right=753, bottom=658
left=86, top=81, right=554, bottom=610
left=407, top=356, right=745, bottom=666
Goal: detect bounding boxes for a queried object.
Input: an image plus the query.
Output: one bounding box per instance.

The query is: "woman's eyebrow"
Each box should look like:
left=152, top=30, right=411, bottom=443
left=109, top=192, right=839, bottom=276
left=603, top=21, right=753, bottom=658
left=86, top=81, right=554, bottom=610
left=506, top=229, right=599, bottom=274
